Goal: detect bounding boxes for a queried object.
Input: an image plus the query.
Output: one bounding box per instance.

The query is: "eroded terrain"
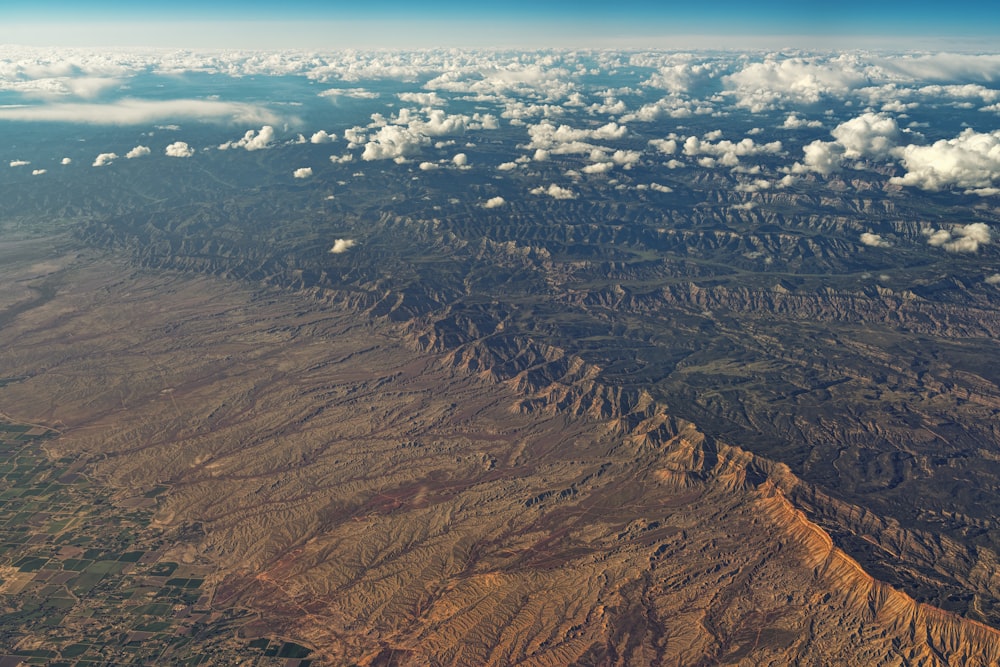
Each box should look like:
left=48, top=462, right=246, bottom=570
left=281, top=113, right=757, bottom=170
left=0, top=234, right=999, bottom=664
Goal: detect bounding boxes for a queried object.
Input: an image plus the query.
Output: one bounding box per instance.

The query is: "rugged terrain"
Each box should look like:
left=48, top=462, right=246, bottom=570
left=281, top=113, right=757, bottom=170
left=1, top=211, right=1000, bottom=664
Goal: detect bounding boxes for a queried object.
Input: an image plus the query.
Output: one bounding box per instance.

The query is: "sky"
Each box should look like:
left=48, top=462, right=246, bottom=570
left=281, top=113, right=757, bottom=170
left=2, top=1, right=1000, bottom=50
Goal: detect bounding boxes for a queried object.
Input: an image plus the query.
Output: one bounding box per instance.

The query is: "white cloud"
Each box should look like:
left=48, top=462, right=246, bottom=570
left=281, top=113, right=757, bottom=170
left=789, top=113, right=899, bottom=176
left=319, top=88, right=379, bottom=99
left=648, top=183, right=673, bottom=193
left=483, top=196, right=506, bottom=208
left=361, top=125, right=428, bottom=161
left=418, top=161, right=438, bottom=170
left=165, top=141, right=194, bottom=158
left=830, top=112, right=899, bottom=159
left=0, top=98, right=278, bottom=125
left=860, top=232, right=891, bottom=248
left=397, top=91, right=445, bottom=106
left=725, top=57, right=869, bottom=111
left=924, top=223, right=992, bottom=253
left=782, top=113, right=823, bottom=129
left=891, top=129, right=1000, bottom=192
left=293, top=167, right=313, bottom=179
left=31, top=169, right=46, bottom=175
left=530, top=183, right=577, bottom=200
left=310, top=130, right=336, bottom=144
left=986, top=273, right=1000, bottom=285
left=452, top=153, right=468, bottom=167
left=92, top=152, right=117, bottom=167
left=330, top=154, right=354, bottom=164
left=126, top=145, right=151, bottom=159
left=648, top=138, right=677, bottom=155
left=497, top=161, right=518, bottom=171
left=683, top=135, right=783, bottom=167
left=876, top=54, right=1000, bottom=84
left=60, top=157, right=71, bottom=165
left=9, top=160, right=29, bottom=167
left=219, top=125, right=275, bottom=151
left=582, top=161, right=614, bottom=174
left=329, top=239, right=356, bottom=254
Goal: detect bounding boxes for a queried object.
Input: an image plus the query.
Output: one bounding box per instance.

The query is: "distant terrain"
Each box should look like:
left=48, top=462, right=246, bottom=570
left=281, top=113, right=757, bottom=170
left=0, top=48, right=999, bottom=664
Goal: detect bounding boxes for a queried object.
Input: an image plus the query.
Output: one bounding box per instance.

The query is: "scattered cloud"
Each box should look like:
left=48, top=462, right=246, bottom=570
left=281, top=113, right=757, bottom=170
left=92, top=152, right=117, bottom=167
left=293, top=167, right=313, bottom=178
left=219, top=125, right=275, bottom=151
left=782, top=114, right=823, bottom=129
left=60, top=157, right=71, bottom=165
left=530, top=183, right=577, bottom=200
left=683, top=135, right=783, bottom=167
left=452, top=153, right=468, bottom=167
left=126, top=145, right=151, bottom=159
left=483, top=196, right=506, bottom=208
left=986, top=273, right=1000, bottom=285
left=9, top=160, right=29, bottom=167
left=165, top=141, right=195, bottom=158
left=860, top=232, right=891, bottom=248
left=924, top=223, right=992, bottom=253
left=310, top=130, right=336, bottom=144
left=31, top=169, right=46, bottom=175
left=418, top=161, right=438, bottom=170
left=397, top=91, right=446, bottom=106
left=329, top=239, right=356, bottom=254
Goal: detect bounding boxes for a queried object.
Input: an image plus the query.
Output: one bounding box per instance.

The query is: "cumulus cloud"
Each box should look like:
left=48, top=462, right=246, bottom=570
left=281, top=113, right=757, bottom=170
left=649, top=138, right=678, bottom=154
left=92, top=152, right=117, bottom=167
left=789, top=113, right=899, bottom=175
left=860, top=232, right=891, bottom=248
left=530, top=183, right=577, bottom=199
left=310, top=130, right=336, bottom=144
left=126, top=145, right=151, bottom=159
left=635, top=182, right=673, bottom=193
left=890, top=128, right=1000, bottom=192
left=483, top=196, right=506, bottom=208
left=31, top=169, right=46, bottom=176
left=986, top=273, right=1000, bottom=285
left=582, top=161, right=614, bottom=174
left=497, top=161, right=519, bottom=171
left=356, top=109, right=496, bottom=161
left=293, top=167, right=313, bottom=178
left=219, top=125, right=275, bottom=151
left=452, top=153, right=468, bottom=167
left=724, top=57, right=869, bottom=111
left=782, top=114, right=823, bottom=129
left=329, top=239, right=356, bottom=254
left=831, top=113, right=899, bottom=159
left=60, top=157, right=72, bottom=165
left=418, top=161, right=438, bottom=170
left=165, top=141, right=195, bottom=158
left=397, top=91, right=446, bottom=106
left=0, top=99, right=278, bottom=125
left=682, top=135, right=783, bottom=167
left=9, top=160, right=29, bottom=167
left=362, top=125, right=429, bottom=160
left=924, top=223, right=992, bottom=252
left=330, top=154, right=354, bottom=164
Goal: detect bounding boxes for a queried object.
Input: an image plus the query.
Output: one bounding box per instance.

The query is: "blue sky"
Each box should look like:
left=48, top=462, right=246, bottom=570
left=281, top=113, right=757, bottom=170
left=2, top=1, right=999, bottom=49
